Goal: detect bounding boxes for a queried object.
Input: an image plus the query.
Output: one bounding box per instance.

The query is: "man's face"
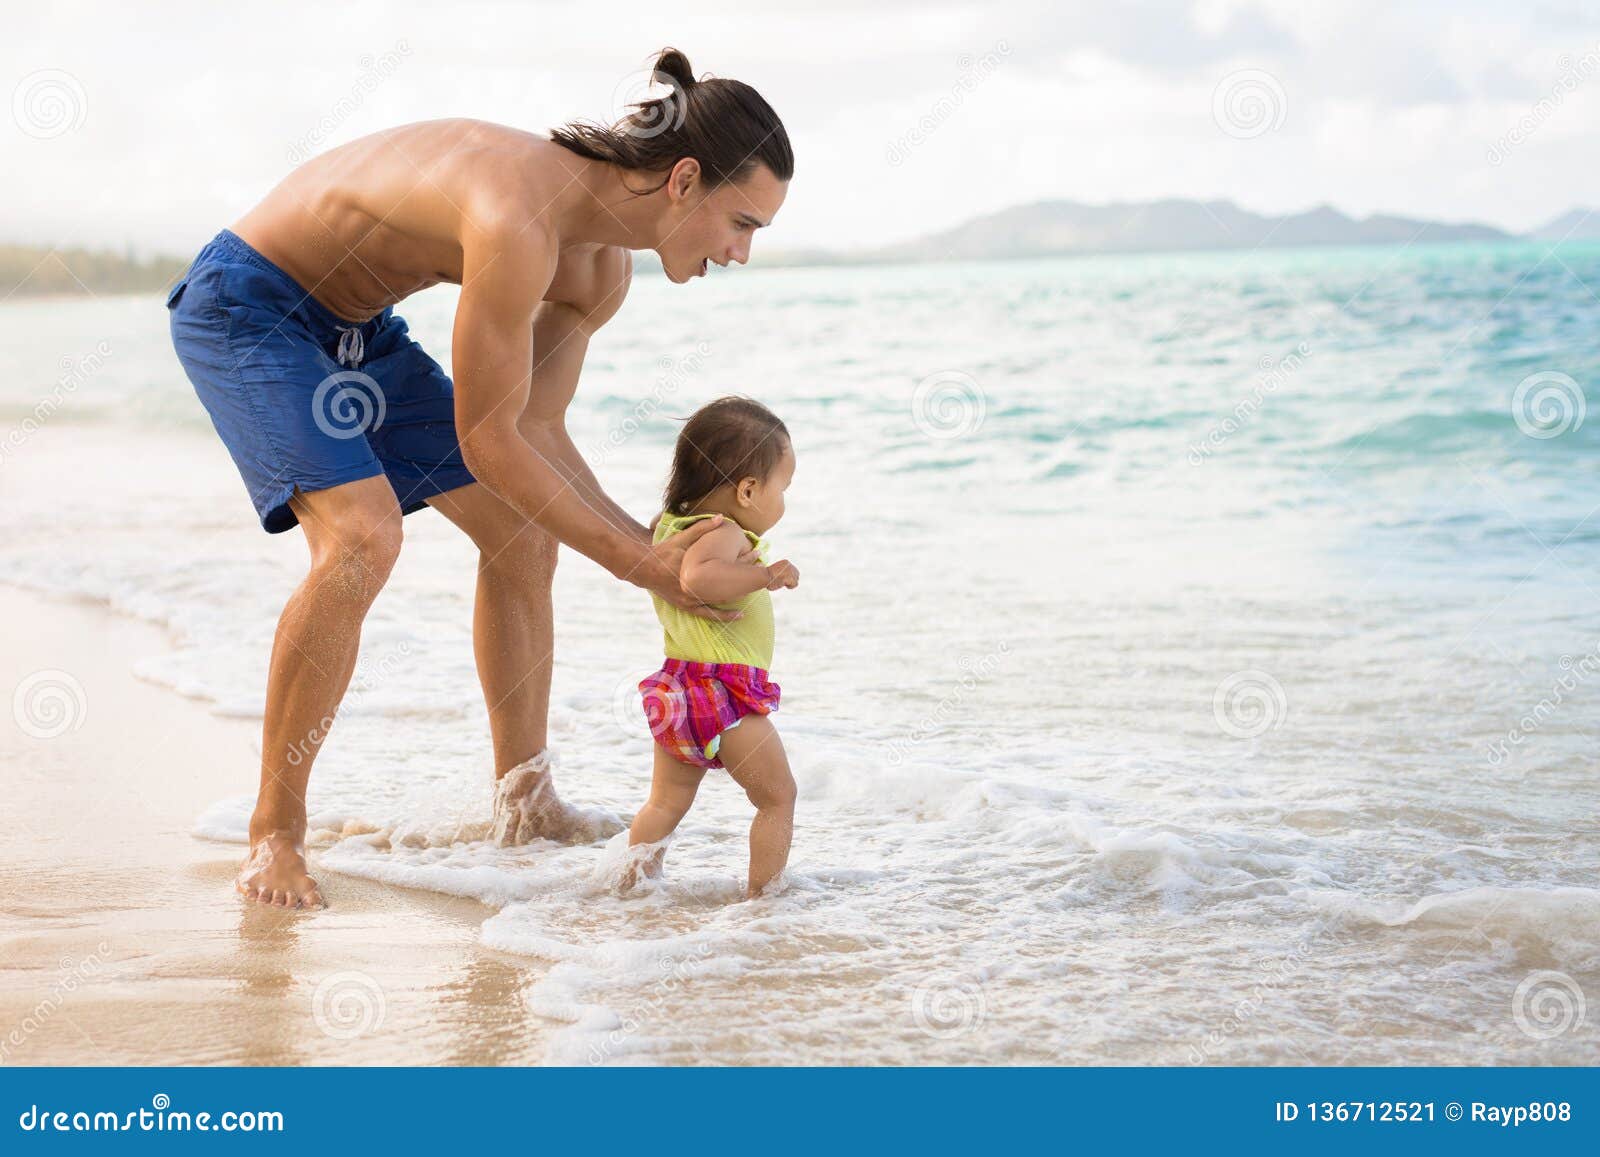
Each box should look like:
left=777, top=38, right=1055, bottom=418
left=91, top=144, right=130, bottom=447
left=657, top=162, right=788, bottom=283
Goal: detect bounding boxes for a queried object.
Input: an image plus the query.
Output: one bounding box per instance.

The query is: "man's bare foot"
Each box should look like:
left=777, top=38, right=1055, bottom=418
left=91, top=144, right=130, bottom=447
left=491, top=748, right=626, bottom=846
left=237, top=830, right=326, bottom=909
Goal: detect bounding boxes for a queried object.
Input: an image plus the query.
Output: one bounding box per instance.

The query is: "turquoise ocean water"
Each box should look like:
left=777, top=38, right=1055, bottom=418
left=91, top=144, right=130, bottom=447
left=1, top=240, right=1596, bottom=1063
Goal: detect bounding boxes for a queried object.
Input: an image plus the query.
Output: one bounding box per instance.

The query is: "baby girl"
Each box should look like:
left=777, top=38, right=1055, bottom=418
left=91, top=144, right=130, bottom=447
left=625, top=396, right=799, bottom=897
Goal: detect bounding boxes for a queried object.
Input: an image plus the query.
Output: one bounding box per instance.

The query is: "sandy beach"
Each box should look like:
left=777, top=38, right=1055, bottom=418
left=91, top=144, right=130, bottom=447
left=0, top=584, right=559, bottom=1066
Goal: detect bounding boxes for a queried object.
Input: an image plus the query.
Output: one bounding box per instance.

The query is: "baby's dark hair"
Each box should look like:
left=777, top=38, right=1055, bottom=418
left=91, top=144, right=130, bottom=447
left=663, top=396, right=790, bottom=515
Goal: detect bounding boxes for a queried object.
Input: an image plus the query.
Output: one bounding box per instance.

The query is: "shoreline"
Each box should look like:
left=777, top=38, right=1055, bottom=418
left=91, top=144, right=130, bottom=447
left=0, top=583, right=555, bottom=1065
left=5, top=233, right=1598, bottom=305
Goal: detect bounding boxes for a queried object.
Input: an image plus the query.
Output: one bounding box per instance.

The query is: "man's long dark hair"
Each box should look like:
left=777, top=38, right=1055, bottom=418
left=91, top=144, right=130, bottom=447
left=550, top=47, right=794, bottom=192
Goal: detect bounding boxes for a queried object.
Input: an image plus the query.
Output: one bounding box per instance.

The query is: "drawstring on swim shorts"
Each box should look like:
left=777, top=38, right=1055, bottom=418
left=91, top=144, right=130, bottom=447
left=335, top=325, right=365, bottom=368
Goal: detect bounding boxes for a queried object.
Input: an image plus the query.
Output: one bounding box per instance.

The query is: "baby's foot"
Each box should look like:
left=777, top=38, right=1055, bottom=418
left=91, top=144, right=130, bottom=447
left=746, top=870, right=791, bottom=902
left=491, top=749, right=626, bottom=846
left=616, top=843, right=667, bottom=894
left=237, top=831, right=325, bottom=908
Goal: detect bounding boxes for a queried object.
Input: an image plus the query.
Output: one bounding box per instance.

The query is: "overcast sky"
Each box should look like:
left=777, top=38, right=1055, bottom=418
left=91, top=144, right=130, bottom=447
left=4, top=0, right=1599, bottom=256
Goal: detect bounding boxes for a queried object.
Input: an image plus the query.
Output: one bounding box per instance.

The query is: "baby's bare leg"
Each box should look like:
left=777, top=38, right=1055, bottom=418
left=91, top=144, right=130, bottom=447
left=625, top=745, right=706, bottom=884
left=715, top=714, right=796, bottom=898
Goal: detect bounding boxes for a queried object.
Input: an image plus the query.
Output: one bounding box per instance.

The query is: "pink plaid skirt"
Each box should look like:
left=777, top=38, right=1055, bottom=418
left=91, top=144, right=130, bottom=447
left=638, top=659, right=781, bottom=770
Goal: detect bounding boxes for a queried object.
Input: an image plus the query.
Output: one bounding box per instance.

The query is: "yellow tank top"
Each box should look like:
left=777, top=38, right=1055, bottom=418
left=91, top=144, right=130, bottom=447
left=650, top=510, right=775, bottom=670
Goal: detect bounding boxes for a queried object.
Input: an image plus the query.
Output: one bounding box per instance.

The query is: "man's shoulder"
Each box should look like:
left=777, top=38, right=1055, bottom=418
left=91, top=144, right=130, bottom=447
left=546, top=243, right=633, bottom=329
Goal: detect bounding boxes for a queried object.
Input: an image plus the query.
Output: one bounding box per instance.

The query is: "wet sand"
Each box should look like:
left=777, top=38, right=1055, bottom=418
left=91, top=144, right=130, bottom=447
left=0, top=585, right=556, bottom=1065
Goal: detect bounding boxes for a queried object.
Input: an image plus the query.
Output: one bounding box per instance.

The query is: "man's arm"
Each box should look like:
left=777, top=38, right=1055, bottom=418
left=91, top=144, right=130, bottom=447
left=515, top=255, right=762, bottom=569
left=517, top=295, right=650, bottom=542
left=450, top=228, right=740, bottom=611
left=451, top=227, right=646, bottom=578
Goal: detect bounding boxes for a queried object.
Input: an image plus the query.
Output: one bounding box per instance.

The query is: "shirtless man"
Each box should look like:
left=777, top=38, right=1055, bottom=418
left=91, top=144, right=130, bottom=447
left=166, top=49, right=793, bottom=908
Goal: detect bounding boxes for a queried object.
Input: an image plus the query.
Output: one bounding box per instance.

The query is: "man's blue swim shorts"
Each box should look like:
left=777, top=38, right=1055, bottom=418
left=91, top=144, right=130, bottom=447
left=166, top=228, right=477, bottom=534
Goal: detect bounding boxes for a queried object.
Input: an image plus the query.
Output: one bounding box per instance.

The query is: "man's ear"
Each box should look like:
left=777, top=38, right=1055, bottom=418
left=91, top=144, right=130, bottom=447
left=668, top=157, right=701, bottom=201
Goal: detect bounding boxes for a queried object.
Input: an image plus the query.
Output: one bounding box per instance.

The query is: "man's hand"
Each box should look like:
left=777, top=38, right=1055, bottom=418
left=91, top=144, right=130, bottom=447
left=634, top=515, right=763, bottom=621
left=645, top=510, right=757, bottom=556
left=765, top=560, right=800, bottom=590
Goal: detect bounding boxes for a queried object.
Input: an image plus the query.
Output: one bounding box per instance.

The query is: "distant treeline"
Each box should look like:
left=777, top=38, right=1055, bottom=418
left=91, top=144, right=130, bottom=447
left=1, top=244, right=189, bottom=298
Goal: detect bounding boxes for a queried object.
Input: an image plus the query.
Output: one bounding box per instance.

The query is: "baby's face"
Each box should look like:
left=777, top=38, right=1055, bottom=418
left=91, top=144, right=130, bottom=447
left=740, top=441, right=796, bottom=535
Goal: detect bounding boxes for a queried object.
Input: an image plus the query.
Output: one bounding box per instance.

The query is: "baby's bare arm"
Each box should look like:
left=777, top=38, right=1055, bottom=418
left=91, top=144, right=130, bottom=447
left=680, top=523, right=779, bottom=603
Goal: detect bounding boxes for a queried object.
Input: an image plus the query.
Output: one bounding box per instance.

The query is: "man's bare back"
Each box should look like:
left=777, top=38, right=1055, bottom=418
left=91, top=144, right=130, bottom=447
left=232, top=119, right=620, bottom=325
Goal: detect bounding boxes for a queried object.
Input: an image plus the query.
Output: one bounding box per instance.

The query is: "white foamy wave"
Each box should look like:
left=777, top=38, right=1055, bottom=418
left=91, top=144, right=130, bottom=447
left=484, top=906, right=772, bottom=1065
left=1297, top=885, right=1600, bottom=971
left=191, top=796, right=395, bottom=847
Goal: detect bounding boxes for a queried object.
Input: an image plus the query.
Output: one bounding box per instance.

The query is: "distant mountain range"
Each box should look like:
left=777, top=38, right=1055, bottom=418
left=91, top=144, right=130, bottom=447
left=6, top=203, right=1599, bottom=296
left=860, top=200, right=1511, bottom=262
left=827, top=200, right=1597, bottom=265
left=1524, top=208, right=1600, bottom=242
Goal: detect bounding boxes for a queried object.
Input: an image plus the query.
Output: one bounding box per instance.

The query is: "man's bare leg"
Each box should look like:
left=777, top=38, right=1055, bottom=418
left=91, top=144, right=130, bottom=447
left=243, top=476, right=405, bottom=908
left=427, top=482, right=625, bottom=843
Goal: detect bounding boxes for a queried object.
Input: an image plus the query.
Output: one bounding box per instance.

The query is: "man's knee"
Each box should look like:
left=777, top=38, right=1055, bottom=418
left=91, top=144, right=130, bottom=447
left=480, top=523, right=557, bottom=582
left=310, top=502, right=404, bottom=591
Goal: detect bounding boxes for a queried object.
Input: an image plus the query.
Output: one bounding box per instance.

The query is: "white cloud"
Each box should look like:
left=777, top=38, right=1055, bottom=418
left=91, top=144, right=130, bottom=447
left=2, top=0, right=1598, bottom=256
